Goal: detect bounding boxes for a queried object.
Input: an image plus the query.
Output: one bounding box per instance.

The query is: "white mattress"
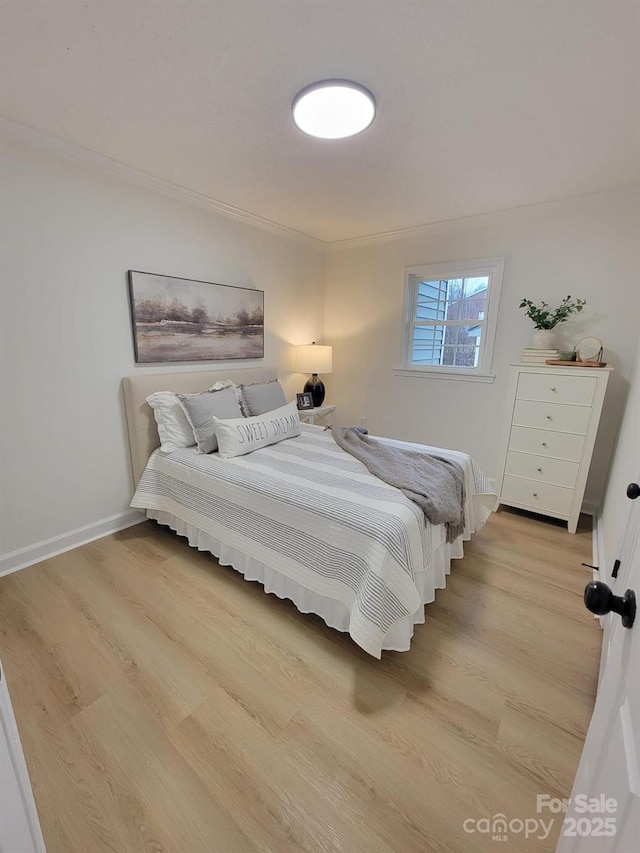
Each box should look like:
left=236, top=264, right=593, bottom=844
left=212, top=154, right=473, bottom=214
left=131, top=424, right=495, bottom=657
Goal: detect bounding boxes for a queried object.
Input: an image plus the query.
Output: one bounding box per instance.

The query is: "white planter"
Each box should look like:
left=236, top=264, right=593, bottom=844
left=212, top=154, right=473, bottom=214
left=532, top=329, right=556, bottom=349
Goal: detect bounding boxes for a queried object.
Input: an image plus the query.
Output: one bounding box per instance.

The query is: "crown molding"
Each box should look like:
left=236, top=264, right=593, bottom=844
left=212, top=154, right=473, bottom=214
left=0, top=116, right=328, bottom=251
left=325, top=184, right=640, bottom=252
left=2, top=116, right=637, bottom=254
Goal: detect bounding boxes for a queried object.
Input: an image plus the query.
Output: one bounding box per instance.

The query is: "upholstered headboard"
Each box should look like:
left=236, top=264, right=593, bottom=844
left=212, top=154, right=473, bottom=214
left=122, top=366, right=277, bottom=487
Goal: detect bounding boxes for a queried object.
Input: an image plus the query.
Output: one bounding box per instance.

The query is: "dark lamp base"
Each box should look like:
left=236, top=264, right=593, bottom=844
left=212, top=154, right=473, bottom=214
left=304, top=374, right=325, bottom=407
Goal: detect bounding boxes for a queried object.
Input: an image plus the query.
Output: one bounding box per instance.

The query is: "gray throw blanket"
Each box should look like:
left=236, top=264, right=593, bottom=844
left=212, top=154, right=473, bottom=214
left=332, top=428, right=466, bottom=543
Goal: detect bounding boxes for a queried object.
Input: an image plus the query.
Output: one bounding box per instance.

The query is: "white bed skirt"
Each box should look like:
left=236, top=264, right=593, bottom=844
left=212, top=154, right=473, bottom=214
left=145, top=506, right=485, bottom=653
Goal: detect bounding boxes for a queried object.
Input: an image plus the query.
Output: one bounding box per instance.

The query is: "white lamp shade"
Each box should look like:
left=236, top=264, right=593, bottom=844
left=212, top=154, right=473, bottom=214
left=295, top=344, right=333, bottom=374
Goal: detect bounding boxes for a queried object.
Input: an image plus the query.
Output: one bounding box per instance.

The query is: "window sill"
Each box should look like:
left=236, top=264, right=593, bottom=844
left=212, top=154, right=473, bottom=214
left=393, top=368, right=495, bottom=383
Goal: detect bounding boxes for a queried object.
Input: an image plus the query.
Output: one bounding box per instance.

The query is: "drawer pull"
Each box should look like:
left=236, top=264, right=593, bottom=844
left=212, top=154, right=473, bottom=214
left=546, top=415, right=552, bottom=420
left=537, top=467, right=542, bottom=472
left=551, top=387, right=557, bottom=392
left=542, top=442, right=548, bottom=447
left=533, top=492, right=538, bottom=498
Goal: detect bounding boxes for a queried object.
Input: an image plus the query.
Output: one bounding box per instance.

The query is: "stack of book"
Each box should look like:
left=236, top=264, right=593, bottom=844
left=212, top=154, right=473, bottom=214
left=521, top=347, right=559, bottom=364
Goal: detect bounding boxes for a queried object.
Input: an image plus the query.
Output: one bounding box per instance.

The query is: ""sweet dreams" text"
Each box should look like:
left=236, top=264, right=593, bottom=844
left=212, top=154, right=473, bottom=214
left=235, top=413, right=299, bottom=444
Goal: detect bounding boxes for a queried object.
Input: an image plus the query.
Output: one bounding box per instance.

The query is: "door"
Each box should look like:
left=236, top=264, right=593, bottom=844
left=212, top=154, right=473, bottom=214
left=0, top=661, right=46, bottom=852
left=557, top=479, right=640, bottom=852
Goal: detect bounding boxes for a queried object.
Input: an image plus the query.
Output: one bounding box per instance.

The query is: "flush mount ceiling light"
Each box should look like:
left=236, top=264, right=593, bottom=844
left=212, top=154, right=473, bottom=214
left=292, top=80, right=376, bottom=139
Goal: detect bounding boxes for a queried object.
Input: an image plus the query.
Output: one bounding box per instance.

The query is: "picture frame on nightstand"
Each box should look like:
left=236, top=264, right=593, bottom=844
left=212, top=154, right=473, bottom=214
left=296, top=392, right=314, bottom=410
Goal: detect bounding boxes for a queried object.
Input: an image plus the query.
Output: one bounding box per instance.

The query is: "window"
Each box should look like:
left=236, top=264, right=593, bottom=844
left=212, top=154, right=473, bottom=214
left=398, top=257, right=504, bottom=382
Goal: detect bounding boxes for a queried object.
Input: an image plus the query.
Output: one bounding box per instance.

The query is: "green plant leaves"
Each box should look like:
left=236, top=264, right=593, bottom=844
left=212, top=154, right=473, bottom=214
left=519, top=296, right=586, bottom=330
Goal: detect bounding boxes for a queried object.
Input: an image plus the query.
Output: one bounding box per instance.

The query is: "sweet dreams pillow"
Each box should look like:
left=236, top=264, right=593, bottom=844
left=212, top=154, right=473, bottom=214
left=213, top=400, right=301, bottom=459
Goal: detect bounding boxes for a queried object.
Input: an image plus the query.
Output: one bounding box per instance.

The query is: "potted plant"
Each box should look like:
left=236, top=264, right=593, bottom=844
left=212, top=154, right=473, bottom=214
left=519, top=295, right=586, bottom=349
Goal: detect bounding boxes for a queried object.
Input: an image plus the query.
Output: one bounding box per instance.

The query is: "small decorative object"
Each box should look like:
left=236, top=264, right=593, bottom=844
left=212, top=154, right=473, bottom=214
left=519, top=295, right=586, bottom=349
left=574, top=336, right=605, bottom=365
left=294, top=341, right=333, bottom=407
left=296, top=392, right=314, bottom=411
left=545, top=337, right=606, bottom=367
left=128, top=271, right=264, bottom=363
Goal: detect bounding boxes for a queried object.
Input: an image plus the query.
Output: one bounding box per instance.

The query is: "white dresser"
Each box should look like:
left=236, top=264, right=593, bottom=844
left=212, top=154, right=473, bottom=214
left=495, top=364, right=612, bottom=533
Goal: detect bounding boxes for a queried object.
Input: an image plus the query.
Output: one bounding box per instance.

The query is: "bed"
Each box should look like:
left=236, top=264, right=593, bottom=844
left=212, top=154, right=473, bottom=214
left=123, top=367, right=495, bottom=657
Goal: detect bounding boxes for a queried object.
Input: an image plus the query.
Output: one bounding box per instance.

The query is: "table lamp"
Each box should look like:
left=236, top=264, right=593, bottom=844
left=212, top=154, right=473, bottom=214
left=295, top=342, right=333, bottom=407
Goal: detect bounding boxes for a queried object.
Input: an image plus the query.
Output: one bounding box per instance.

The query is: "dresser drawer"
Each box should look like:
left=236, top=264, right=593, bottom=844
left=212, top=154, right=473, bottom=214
left=505, top=451, right=579, bottom=488
left=513, top=400, right=591, bottom=434
left=501, top=475, right=574, bottom=516
left=508, top=426, right=585, bottom=462
left=516, top=372, right=597, bottom=406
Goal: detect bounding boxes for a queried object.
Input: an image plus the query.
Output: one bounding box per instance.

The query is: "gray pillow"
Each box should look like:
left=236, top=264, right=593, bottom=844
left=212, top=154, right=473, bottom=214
left=241, top=380, right=287, bottom=416
left=178, top=387, right=244, bottom=453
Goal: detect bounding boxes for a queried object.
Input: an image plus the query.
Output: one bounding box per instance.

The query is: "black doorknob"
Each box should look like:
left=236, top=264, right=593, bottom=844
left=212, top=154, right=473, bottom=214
left=627, top=483, right=640, bottom=500
left=584, top=581, right=636, bottom=629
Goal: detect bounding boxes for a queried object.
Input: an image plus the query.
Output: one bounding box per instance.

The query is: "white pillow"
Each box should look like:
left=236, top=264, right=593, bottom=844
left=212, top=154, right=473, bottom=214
left=146, top=380, right=245, bottom=453
left=146, top=391, right=196, bottom=453
left=213, top=401, right=301, bottom=459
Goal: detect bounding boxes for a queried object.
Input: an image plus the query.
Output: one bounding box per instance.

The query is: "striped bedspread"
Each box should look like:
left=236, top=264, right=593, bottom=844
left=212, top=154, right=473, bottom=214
left=131, top=424, right=495, bottom=656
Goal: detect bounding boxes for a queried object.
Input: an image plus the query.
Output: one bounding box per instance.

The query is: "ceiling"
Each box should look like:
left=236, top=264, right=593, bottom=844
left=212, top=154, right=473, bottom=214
left=1, top=1, right=638, bottom=243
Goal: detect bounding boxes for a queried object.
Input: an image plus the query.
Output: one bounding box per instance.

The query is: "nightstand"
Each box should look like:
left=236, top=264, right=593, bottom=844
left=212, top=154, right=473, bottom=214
left=299, top=404, right=336, bottom=426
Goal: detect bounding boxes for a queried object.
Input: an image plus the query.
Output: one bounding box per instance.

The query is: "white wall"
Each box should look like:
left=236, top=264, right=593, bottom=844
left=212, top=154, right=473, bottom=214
left=599, top=340, right=640, bottom=572
left=0, top=136, right=325, bottom=563
left=324, top=190, right=640, bottom=506
left=1, top=136, right=637, bottom=569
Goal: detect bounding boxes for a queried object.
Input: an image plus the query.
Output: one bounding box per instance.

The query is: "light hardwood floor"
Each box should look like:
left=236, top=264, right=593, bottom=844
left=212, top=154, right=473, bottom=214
left=0, top=509, right=600, bottom=853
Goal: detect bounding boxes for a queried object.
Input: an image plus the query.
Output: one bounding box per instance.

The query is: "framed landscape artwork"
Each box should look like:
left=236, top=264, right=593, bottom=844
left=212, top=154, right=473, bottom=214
left=128, top=271, right=264, bottom=363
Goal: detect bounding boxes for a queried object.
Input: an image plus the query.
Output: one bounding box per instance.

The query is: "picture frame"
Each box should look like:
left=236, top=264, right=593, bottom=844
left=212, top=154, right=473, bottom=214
left=296, top=392, right=314, bottom=410
left=127, top=270, right=264, bottom=364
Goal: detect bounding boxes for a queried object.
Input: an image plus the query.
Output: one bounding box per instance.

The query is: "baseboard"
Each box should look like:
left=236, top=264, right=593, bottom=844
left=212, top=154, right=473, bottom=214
left=582, top=504, right=606, bottom=646
left=0, top=510, right=145, bottom=578
left=581, top=500, right=601, bottom=576
left=591, top=505, right=606, bottom=582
